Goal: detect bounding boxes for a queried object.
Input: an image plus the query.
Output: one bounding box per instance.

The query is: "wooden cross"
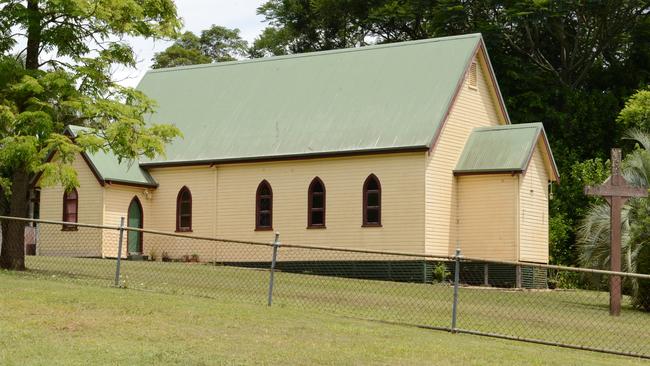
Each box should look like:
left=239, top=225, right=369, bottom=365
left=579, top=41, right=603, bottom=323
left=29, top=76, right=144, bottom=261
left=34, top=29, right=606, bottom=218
left=584, top=148, right=647, bottom=316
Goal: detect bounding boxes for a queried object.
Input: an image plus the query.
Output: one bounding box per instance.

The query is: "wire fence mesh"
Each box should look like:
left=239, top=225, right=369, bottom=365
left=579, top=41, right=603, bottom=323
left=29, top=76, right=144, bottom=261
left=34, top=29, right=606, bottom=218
left=1, top=216, right=649, bottom=358
left=454, top=259, right=650, bottom=357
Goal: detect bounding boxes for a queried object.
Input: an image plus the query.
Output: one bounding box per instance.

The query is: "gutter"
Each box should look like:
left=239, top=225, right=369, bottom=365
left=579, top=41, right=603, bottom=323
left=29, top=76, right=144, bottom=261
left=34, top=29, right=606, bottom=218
left=453, top=169, right=523, bottom=176
left=140, top=145, right=430, bottom=168
left=104, top=179, right=159, bottom=189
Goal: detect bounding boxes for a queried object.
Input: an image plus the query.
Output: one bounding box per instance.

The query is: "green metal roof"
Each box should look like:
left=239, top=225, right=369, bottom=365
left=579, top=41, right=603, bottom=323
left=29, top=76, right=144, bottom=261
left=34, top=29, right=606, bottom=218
left=454, top=123, right=559, bottom=180
left=137, top=33, right=484, bottom=165
left=66, top=126, right=158, bottom=187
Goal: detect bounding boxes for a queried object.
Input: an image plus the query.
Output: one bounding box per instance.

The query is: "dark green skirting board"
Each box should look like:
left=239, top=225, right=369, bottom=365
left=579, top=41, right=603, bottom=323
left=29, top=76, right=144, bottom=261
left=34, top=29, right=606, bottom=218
left=451, top=262, right=547, bottom=289
left=215, top=260, right=548, bottom=289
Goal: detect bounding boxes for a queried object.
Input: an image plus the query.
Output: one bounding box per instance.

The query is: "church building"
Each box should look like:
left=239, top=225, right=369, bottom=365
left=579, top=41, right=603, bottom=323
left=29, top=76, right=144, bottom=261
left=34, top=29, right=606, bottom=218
left=35, top=33, right=559, bottom=268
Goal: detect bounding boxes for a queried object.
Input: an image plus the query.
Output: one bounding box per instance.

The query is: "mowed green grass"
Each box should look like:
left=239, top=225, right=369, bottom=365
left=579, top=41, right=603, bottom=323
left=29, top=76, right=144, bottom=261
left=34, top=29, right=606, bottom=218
left=0, top=272, right=646, bottom=366
left=17, top=256, right=650, bottom=357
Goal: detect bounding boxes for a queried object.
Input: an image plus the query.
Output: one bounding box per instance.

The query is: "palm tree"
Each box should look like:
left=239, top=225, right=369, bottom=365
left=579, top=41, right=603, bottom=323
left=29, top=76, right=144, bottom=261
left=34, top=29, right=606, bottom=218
left=577, top=130, right=650, bottom=276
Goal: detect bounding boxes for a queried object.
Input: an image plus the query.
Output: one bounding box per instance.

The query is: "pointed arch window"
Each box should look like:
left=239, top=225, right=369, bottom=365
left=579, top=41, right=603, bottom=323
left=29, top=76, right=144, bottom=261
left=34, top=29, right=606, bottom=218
left=308, top=177, right=326, bottom=228
left=128, top=197, right=144, bottom=255
left=362, top=174, right=381, bottom=227
left=176, top=186, right=192, bottom=232
left=256, top=180, right=273, bottom=230
left=62, top=188, right=78, bottom=230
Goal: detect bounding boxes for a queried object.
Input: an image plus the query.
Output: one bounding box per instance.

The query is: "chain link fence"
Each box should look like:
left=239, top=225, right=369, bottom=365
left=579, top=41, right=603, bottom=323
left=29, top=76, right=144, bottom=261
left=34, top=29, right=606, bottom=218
left=1, top=216, right=649, bottom=358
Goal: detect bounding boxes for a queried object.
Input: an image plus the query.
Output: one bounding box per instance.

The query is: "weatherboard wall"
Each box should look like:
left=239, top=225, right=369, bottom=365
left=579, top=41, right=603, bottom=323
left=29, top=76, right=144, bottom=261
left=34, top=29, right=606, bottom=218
left=131, top=165, right=218, bottom=260
left=37, top=152, right=104, bottom=257
left=214, top=152, right=425, bottom=254
left=116, top=152, right=426, bottom=261
left=424, top=51, right=506, bottom=257
left=36, top=151, right=426, bottom=261
left=101, top=184, right=152, bottom=258
left=518, top=142, right=550, bottom=263
left=456, top=174, right=518, bottom=261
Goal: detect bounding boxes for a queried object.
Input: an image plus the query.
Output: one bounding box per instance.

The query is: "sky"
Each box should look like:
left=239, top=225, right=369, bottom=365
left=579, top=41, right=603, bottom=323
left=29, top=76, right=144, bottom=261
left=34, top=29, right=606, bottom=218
left=116, top=0, right=268, bottom=87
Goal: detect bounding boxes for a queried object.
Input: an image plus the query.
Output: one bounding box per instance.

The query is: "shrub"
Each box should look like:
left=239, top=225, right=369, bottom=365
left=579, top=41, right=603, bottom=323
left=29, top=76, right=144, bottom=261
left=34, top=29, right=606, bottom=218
left=161, top=251, right=171, bottom=262
left=149, top=248, right=158, bottom=261
left=432, top=263, right=450, bottom=283
left=549, top=271, right=584, bottom=289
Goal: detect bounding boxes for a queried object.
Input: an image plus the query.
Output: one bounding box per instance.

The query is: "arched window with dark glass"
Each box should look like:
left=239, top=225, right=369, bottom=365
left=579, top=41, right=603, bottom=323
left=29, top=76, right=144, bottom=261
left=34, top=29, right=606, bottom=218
left=176, top=186, right=192, bottom=232
left=62, top=188, right=78, bottom=230
left=308, top=177, right=326, bottom=228
left=256, top=180, right=273, bottom=230
left=362, top=174, right=381, bottom=227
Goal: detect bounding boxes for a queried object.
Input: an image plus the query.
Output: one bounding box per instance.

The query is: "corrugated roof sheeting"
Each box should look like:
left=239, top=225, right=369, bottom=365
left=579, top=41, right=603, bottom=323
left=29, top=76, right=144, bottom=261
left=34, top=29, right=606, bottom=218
left=454, top=123, right=544, bottom=174
left=136, top=34, right=482, bottom=165
left=67, top=125, right=158, bottom=186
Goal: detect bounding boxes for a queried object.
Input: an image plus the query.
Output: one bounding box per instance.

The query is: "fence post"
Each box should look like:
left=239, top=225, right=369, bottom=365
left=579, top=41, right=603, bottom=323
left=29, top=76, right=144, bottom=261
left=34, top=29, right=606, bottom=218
left=114, top=217, right=125, bottom=287
left=267, top=232, right=280, bottom=306
left=451, top=248, right=461, bottom=333
left=34, top=224, right=40, bottom=256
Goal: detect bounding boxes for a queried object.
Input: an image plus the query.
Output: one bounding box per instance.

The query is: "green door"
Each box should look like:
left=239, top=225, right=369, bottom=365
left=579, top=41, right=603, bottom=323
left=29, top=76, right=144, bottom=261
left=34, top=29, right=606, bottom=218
left=127, top=198, right=143, bottom=254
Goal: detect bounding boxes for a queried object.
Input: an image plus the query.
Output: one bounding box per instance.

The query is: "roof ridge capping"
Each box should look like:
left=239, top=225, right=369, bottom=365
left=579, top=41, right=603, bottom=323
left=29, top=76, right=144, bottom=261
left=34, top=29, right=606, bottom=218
left=145, top=33, right=484, bottom=74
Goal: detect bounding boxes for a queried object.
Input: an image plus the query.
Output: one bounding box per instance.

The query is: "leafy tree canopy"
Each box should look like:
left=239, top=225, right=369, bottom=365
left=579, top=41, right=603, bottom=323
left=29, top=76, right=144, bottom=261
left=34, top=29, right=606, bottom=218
left=151, top=32, right=211, bottom=69
left=618, top=89, right=650, bottom=132
left=0, top=0, right=183, bottom=270
left=152, top=25, right=248, bottom=68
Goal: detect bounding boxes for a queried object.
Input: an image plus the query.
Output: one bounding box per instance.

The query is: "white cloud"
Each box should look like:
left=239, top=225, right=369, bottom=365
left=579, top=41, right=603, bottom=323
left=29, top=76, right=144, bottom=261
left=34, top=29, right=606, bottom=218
left=115, top=0, right=268, bottom=88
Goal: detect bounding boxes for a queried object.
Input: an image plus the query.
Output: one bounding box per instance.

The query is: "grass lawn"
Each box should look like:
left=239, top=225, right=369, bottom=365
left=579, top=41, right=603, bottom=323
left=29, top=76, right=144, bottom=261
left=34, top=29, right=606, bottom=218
left=0, top=271, right=646, bottom=366
left=20, top=256, right=650, bottom=357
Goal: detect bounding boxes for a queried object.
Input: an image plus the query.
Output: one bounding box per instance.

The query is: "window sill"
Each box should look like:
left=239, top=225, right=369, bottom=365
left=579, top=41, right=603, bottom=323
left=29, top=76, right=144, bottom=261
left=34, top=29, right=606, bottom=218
left=61, top=226, right=78, bottom=231
left=175, top=228, right=193, bottom=233
left=255, top=227, right=273, bottom=231
left=307, top=225, right=326, bottom=229
left=361, top=223, right=382, bottom=228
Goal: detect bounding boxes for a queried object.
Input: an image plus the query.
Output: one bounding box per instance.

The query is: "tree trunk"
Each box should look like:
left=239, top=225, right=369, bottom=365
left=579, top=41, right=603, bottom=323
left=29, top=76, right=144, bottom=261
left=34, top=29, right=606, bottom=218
left=25, top=0, right=41, bottom=70
left=0, top=170, right=29, bottom=270
left=0, top=0, right=40, bottom=270
left=0, top=188, right=9, bottom=266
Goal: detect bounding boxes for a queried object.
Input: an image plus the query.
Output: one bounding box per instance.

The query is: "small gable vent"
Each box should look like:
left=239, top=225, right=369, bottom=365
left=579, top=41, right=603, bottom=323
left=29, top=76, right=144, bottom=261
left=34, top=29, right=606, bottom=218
left=468, top=61, right=478, bottom=89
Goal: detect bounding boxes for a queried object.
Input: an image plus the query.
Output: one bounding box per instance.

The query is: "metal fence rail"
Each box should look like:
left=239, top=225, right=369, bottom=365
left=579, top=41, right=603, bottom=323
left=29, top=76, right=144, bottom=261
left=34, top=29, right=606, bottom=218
left=1, top=216, right=649, bottom=359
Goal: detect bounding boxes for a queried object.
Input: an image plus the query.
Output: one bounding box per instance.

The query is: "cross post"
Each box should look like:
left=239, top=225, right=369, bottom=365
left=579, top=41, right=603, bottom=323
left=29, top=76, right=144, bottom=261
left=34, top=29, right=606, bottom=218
left=584, top=148, right=648, bottom=316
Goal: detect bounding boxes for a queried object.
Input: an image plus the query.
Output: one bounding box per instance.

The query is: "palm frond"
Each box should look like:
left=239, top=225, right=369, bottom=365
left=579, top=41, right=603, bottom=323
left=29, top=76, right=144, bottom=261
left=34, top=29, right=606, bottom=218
left=624, top=129, right=650, bottom=152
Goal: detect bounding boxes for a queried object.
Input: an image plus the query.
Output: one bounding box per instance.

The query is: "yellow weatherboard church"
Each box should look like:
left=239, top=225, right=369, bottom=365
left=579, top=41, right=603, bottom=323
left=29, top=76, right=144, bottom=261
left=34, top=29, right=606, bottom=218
left=36, top=33, right=559, bottom=267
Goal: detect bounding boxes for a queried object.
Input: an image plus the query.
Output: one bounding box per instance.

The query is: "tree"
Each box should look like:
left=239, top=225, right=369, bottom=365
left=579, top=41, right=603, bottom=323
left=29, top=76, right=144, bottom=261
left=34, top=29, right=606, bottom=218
left=255, top=0, right=650, bottom=265
left=0, top=0, right=183, bottom=270
left=151, top=32, right=211, bottom=69
left=252, top=0, right=371, bottom=57
left=199, top=25, right=248, bottom=62
left=255, top=0, right=650, bottom=85
left=249, top=27, right=293, bottom=58
left=152, top=25, right=248, bottom=68
left=617, top=89, right=650, bottom=132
